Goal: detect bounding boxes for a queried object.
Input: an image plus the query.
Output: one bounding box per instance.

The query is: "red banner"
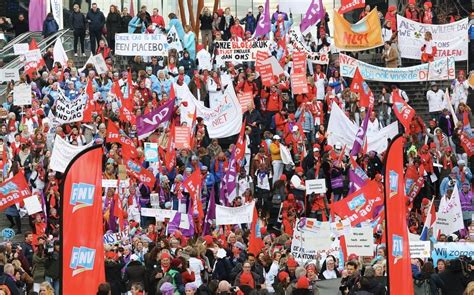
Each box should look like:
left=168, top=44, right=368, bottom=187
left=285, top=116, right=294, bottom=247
left=260, top=63, right=274, bottom=87
left=106, top=122, right=138, bottom=160
left=119, top=105, right=136, bottom=126
left=384, top=135, right=414, bottom=295
left=183, top=168, right=204, bottom=221
left=238, top=92, right=253, bottom=113
left=407, top=176, right=424, bottom=204
left=175, top=126, right=191, bottom=149
left=124, top=159, right=155, bottom=188
left=338, top=0, right=365, bottom=14
left=460, top=132, right=474, bottom=157
left=0, top=172, right=31, bottom=212
left=255, top=51, right=269, bottom=73
left=350, top=67, right=373, bottom=108
left=332, top=180, right=383, bottom=226
left=292, top=52, right=307, bottom=74
left=165, top=125, right=176, bottom=172
left=291, top=72, right=308, bottom=94
left=62, top=146, right=105, bottom=294
left=392, top=91, right=415, bottom=131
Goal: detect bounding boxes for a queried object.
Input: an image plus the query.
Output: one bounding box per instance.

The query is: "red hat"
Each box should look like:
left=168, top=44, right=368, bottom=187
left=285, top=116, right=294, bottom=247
left=280, top=174, right=287, bottom=181
left=388, top=5, right=397, bottom=12
left=288, top=114, right=296, bottom=120
left=278, top=271, right=289, bottom=282
left=324, top=145, right=333, bottom=152
left=408, top=0, right=416, bottom=4
left=429, top=142, right=436, bottom=149
left=421, top=198, right=430, bottom=206
left=348, top=253, right=359, bottom=261
left=287, top=258, right=298, bottom=268
left=171, top=258, right=182, bottom=268
left=203, top=235, right=213, bottom=246
left=296, top=276, right=310, bottom=289
left=295, top=167, right=304, bottom=174
left=287, top=194, right=295, bottom=201
left=239, top=273, right=253, bottom=286
left=105, top=251, right=118, bottom=260
left=424, top=1, right=432, bottom=8
left=161, top=252, right=171, bottom=260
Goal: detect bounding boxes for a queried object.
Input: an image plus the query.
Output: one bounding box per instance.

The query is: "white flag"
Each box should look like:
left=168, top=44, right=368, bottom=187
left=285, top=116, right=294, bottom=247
left=49, top=135, right=93, bottom=172
left=53, top=39, right=68, bottom=67
left=434, top=184, right=465, bottom=236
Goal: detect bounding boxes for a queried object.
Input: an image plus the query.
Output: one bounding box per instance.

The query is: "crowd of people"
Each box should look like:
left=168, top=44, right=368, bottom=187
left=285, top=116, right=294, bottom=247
left=0, top=1, right=473, bottom=295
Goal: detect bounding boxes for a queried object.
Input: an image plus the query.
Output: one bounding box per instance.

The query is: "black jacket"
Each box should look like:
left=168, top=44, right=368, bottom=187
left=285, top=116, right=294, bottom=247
left=44, top=251, right=59, bottom=279
left=438, top=259, right=469, bottom=295
left=20, top=242, right=34, bottom=266
left=125, top=261, right=146, bottom=290
left=0, top=274, right=20, bottom=295
left=121, top=15, right=132, bottom=33
left=70, top=11, right=86, bottom=30
left=105, top=260, right=126, bottom=295
left=106, top=12, right=122, bottom=36
left=86, top=8, right=105, bottom=31
left=14, top=20, right=28, bottom=36
left=199, top=14, right=213, bottom=30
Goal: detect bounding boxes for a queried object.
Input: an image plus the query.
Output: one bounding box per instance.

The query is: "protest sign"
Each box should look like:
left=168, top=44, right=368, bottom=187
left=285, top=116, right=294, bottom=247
left=288, top=29, right=330, bottom=64
left=291, top=72, right=308, bottom=94
left=260, top=63, right=274, bottom=87
left=177, top=83, right=243, bottom=138
left=306, top=179, right=327, bottom=194
left=23, top=196, right=43, bottom=215
left=13, top=43, right=29, bottom=55
left=292, top=52, right=307, bottom=74
left=144, top=142, right=159, bottom=162
left=175, top=126, right=191, bottom=149
left=54, top=93, right=87, bottom=123
left=90, top=54, right=108, bottom=74
left=50, top=135, right=94, bottom=172
left=397, top=16, right=468, bottom=61
left=103, top=231, right=129, bottom=245
left=0, top=69, right=20, bottom=82
left=167, top=26, right=183, bottom=53
left=334, top=9, right=383, bottom=51
left=291, top=218, right=341, bottom=264
left=432, top=242, right=474, bottom=264
left=0, top=172, right=31, bottom=212
left=13, top=83, right=31, bottom=106
left=328, top=102, right=398, bottom=154
left=255, top=50, right=269, bottom=72
left=345, top=227, right=374, bottom=256
left=339, top=0, right=365, bottom=14
left=238, top=92, right=254, bottom=113
left=278, top=0, right=310, bottom=14
left=434, top=185, right=464, bottom=236
left=215, top=201, right=255, bottom=225
left=409, top=241, right=431, bottom=258
left=339, top=53, right=456, bottom=82
left=140, top=208, right=177, bottom=221
left=115, top=33, right=168, bottom=56
left=214, top=40, right=269, bottom=62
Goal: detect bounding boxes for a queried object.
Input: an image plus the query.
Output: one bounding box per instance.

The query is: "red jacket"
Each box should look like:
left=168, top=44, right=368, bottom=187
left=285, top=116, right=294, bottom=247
left=274, top=113, right=287, bottom=132
left=151, top=15, right=165, bottom=27
left=230, top=24, right=244, bottom=39
left=266, top=91, right=282, bottom=112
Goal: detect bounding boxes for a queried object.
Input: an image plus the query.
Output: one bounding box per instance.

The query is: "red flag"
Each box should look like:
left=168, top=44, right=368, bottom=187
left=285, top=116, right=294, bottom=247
left=113, top=191, right=125, bottom=232
left=129, top=0, right=135, bottom=17
left=234, top=120, right=246, bottom=171
left=248, top=205, right=264, bottom=256
left=460, top=132, right=474, bottom=157
left=384, top=135, right=414, bottom=295
left=350, top=68, right=372, bottom=108
left=106, top=122, right=139, bottom=160
left=62, top=146, right=105, bottom=294
left=83, top=79, right=95, bottom=123
left=183, top=168, right=204, bottom=222
left=392, top=91, right=415, bottom=131
left=165, top=124, right=176, bottom=172
left=0, top=172, right=31, bottom=212
left=119, top=105, right=136, bottom=126
left=169, top=83, right=176, bottom=100
left=124, top=159, right=155, bottom=188
left=339, top=0, right=366, bottom=14
left=332, top=180, right=383, bottom=226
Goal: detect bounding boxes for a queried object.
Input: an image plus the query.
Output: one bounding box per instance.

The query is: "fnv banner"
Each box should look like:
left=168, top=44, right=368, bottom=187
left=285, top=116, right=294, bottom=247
left=177, top=84, right=243, bottom=138
left=115, top=33, right=168, bottom=56
left=397, top=16, right=468, bottom=61
left=215, top=201, right=255, bottom=225
left=214, top=40, right=269, bottom=62
left=54, top=92, right=87, bottom=123
left=0, top=172, right=31, bottom=212
left=339, top=53, right=456, bottom=82
left=62, top=146, right=104, bottom=294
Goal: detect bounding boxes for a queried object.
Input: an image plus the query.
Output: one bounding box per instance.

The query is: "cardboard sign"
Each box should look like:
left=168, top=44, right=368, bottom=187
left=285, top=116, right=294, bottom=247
left=175, top=126, right=191, bottom=149
left=215, top=201, right=255, bottom=225
left=238, top=92, right=253, bottom=113
left=409, top=241, right=431, bottom=258
left=144, top=142, right=159, bottom=162
left=291, top=72, right=308, bottom=94
left=260, top=63, right=274, bottom=87
left=23, top=196, right=43, bottom=215
left=13, top=83, right=32, bottom=106
left=13, top=43, right=29, bottom=55
left=306, top=179, right=327, bottom=194
left=0, top=69, right=20, bottom=82
left=345, top=227, right=374, bottom=256
left=292, top=52, right=307, bottom=74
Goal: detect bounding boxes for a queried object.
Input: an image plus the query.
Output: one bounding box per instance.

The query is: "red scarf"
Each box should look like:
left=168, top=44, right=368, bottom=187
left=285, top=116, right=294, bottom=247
left=194, top=77, right=201, bottom=89
left=443, top=156, right=453, bottom=170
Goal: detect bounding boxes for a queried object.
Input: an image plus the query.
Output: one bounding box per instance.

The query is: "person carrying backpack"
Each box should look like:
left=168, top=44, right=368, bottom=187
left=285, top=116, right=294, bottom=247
left=42, top=13, right=59, bottom=37
left=413, top=262, right=444, bottom=295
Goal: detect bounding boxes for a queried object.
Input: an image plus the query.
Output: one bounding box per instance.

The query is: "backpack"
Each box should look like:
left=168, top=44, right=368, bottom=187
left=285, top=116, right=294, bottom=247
left=413, top=278, right=431, bottom=295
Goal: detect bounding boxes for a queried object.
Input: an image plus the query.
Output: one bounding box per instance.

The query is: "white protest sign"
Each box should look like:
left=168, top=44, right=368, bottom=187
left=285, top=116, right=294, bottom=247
left=215, top=201, right=255, bottom=225
left=431, top=242, right=474, bottom=264
left=54, top=92, right=87, bottom=123
left=434, top=184, right=464, bottom=235
left=90, top=54, right=108, bottom=74
left=397, top=16, right=468, bottom=61
left=0, top=69, right=20, bottom=82
left=115, top=33, right=168, bottom=56
left=306, top=179, right=327, bottom=194
left=167, top=26, right=183, bottom=52
left=50, top=135, right=93, bottom=172
left=288, top=28, right=330, bottom=65
left=23, top=196, right=43, bottom=215
left=22, top=49, right=42, bottom=63
left=140, top=208, right=177, bottom=221
left=144, top=142, right=159, bottom=162
left=345, top=227, right=374, bottom=256
left=13, top=83, right=31, bottom=106
left=214, top=40, right=270, bottom=62
left=13, top=43, right=29, bottom=55
left=103, top=231, right=129, bottom=245
left=409, top=241, right=431, bottom=258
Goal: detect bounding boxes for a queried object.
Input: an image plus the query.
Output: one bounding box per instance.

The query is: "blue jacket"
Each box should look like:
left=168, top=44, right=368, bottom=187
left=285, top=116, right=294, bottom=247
left=183, top=32, right=196, bottom=60
left=241, top=14, right=257, bottom=34
left=151, top=78, right=172, bottom=98
left=93, top=79, right=112, bottom=100
left=128, top=16, right=145, bottom=34
left=295, top=108, right=314, bottom=133
left=42, top=16, right=59, bottom=37
left=86, top=8, right=105, bottom=31
left=167, top=19, right=185, bottom=42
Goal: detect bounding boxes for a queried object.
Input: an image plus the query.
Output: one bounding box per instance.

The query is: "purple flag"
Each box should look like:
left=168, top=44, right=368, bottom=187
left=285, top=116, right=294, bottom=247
left=350, top=106, right=371, bottom=157
left=219, top=148, right=237, bottom=205
left=254, top=0, right=271, bottom=37
left=203, top=187, right=216, bottom=235
left=168, top=212, right=195, bottom=237
left=348, top=169, right=367, bottom=194
left=136, top=98, right=175, bottom=139
left=29, top=0, right=47, bottom=32
left=300, top=0, right=325, bottom=33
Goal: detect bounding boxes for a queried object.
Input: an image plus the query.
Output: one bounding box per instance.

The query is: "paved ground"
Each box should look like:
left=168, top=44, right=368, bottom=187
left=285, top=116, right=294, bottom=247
left=0, top=214, right=30, bottom=243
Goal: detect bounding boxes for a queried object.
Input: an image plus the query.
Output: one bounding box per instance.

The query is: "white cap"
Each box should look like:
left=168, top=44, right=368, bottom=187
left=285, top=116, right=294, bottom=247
left=292, top=125, right=299, bottom=132
left=273, top=135, right=281, bottom=140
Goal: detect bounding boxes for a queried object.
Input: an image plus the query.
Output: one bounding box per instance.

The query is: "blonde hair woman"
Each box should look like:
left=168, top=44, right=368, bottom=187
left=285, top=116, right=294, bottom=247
left=39, top=281, right=55, bottom=295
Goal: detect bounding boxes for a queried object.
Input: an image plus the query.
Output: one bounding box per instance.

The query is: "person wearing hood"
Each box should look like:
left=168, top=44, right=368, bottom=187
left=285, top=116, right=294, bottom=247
left=86, top=2, right=105, bottom=54
left=319, top=255, right=341, bottom=280
left=438, top=259, right=469, bottom=295
left=42, top=13, right=59, bottom=37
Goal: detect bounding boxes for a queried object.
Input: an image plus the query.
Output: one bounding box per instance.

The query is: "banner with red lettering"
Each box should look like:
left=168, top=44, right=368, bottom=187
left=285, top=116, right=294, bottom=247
left=255, top=51, right=269, bottom=72
left=62, top=146, right=105, bottom=295
left=0, top=172, right=31, bottom=212
left=332, top=180, right=383, bottom=226
left=291, top=73, right=308, bottom=94
left=106, top=122, right=139, bottom=160
left=460, top=132, right=474, bottom=157
left=392, top=91, right=415, bottom=131
left=384, top=135, right=414, bottom=295
left=292, top=52, right=307, bottom=74
left=338, top=0, right=365, bottom=14
left=174, top=126, right=191, bottom=149
left=260, top=63, right=274, bottom=87
left=238, top=92, right=254, bottom=113
left=407, top=176, right=425, bottom=204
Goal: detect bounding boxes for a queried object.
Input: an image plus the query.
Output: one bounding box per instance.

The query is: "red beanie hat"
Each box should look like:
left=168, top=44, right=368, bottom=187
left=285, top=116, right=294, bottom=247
left=239, top=273, right=253, bottom=287
left=171, top=258, right=182, bottom=269
left=278, top=271, right=289, bottom=282
left=161, top=252, right=171, bottom=260
left=287, top=258, right=298, bottom=268
left=296, top=276, right=310, bottom=289
left=203, top=235, right=213, bottom=246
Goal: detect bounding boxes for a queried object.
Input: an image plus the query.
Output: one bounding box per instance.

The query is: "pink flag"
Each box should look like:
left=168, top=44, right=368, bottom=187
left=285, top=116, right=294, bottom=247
left=254, top=0, right=271, bottom=37
left=300, top=0, right=325, bottom=33
left=29, top=0, right=47, bottom=31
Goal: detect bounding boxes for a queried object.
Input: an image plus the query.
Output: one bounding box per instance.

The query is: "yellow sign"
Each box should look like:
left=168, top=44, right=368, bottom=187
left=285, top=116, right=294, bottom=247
left=333, top=8, right=383, bottom=51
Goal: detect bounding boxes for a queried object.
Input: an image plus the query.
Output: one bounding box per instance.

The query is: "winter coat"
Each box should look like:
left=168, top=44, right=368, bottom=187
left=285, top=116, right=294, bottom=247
left=241, top=14, right=257, bottom=33
left=44, top=251, right=59, bottom=279
left=438, top=259, right=469, bottom=295
left=70, top=11, right=86, bottom=30
left=199, top=14, right=213, bottom=30
left=106, top=12, right=122, bottom=36
left=86, top=8, right=105, bottom=31
left=32, top=254, right=47, bottom=283
left=14, top=20, right=29, bottom=36
left=105, top=260, right=126, bottom=295
left=42, top=15, right=59, bottom=37
left=125, top=261, right=147, bottom=290
left=128, top=16, right=145, bottom=34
